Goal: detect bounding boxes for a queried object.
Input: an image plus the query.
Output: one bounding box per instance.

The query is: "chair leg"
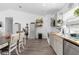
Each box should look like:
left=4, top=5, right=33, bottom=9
left=18, top=44, right=21, bottom=53
left=8, top=51, right=11, bottom=55
left=22, top=43, right=24, bottom=49
left=23, top=38, right=26, bottom=46
left=15, top=48, right=19, bottom=55
left=0, top=50, right=2, bottom=55
left=25, top=39, right=26, bottom=45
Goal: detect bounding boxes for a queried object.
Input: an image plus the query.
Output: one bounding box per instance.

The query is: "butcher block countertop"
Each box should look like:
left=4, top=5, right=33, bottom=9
left=50, top=32, right=79, bottom=46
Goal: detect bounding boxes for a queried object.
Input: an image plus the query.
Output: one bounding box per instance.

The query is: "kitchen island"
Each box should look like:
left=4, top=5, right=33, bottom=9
left=49, top=32, right=79, bottom=55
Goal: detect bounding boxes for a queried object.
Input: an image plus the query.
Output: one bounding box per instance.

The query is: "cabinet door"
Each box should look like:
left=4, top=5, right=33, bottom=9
left=49, top=34, right=54, bottom=47
left=57, top=36, right=63, bottom=55
left=49, top=34, right=63, bottom=55
left=54, top=35, right=63, bottom=55
left=64, top=40, right=79, bottom=55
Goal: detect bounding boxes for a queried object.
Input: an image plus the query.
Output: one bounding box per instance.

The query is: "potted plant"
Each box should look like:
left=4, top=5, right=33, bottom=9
left=74, top=8, right=79, bottom=16
left=56, top=19, right=63, bottom=27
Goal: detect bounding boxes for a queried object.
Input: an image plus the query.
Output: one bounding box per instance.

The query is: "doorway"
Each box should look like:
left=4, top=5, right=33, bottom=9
left=5, top=17, right=13, bottom=34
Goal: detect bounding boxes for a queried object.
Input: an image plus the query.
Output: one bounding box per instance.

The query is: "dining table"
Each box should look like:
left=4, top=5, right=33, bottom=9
left=0, top=36, right=9, bottom=55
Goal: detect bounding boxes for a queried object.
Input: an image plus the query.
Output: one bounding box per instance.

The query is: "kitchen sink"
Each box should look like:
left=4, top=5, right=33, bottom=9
left=70, top=34, right=79, bottom=40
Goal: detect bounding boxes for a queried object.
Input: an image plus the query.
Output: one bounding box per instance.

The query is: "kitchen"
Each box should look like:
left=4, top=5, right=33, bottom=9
left=0, top=3, right=79, bottom=55
left=49, top=4, right=79, bottom=55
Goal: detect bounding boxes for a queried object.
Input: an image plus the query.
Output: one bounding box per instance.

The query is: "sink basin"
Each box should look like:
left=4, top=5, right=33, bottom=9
left=70, top=34, right=76, bottom=37
left=70, top=34, right=79, bottom=40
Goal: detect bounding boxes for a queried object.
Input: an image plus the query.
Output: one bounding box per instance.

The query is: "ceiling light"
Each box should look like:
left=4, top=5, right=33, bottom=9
left=18, top=5, right=22, bottom=8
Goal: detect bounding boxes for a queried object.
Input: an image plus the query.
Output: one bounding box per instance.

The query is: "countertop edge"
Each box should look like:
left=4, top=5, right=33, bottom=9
left=50, top=32, right=79, bottom=46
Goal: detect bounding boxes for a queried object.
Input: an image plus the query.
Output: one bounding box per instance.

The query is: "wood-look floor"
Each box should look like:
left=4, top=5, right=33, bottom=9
left=19, top=39, right=56, bottom=55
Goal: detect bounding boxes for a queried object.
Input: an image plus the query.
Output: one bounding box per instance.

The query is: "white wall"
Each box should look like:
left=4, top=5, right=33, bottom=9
left=0, top=9, right=40, bottom=36
left=36, top=15, right=52, bottom=38
left=0, top=9, right=55, bottom=39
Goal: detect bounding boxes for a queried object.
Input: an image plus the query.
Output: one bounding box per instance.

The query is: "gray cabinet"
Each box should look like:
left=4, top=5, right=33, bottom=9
left=64, top=40, right=79, bottom=55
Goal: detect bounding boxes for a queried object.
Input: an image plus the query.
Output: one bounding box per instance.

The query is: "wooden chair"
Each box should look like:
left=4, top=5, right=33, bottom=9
left=1, top=34, right=19, bottom=55
left=22, top=32, right=26, bottom=45
left=18, top=32, right=26, bottom=53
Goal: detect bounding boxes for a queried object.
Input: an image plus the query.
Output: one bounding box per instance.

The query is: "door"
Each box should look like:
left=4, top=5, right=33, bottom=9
left=30, top=22, right=36, bottom=39
left=13, top=23, right=21, bottom=34
left=5, top=17, right=13, bottom=34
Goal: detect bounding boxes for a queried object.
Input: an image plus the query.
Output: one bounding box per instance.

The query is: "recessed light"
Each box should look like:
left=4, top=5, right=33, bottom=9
left=18, top=5, right=22, bottom=8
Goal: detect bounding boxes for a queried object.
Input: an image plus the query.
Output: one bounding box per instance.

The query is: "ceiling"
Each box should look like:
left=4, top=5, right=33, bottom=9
left=0, top=3, right=69, bottom=15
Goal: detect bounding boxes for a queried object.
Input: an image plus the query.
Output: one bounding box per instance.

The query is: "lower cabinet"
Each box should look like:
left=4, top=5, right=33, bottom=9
left=64, top=40, right=79, bottom=55
left=49, top=34, right=54, bottom=48
left=49, top=34, right=63, bottom=55
left=49, top=33, right=79, bottom=55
